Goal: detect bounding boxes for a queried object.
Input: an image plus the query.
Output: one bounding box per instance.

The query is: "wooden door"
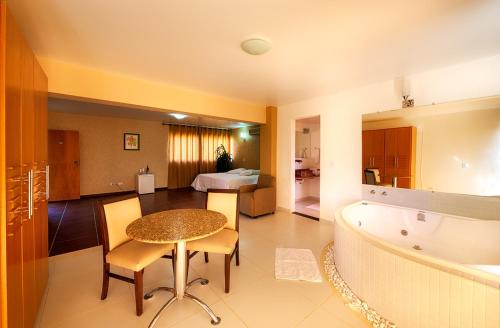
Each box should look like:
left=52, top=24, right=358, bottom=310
left=33, top=59, right=48, bottom=305
left=20, top=37, right=37, bottom=328
left=362, top=129, right=385, bottom=183
left=2, top=4, right=49, bottom=326
left=48, top=130, right=80, bottom=201
left=384, top=128, right=398, bottom=185
left=361, top=131, right=371, bottom=182
left=395, top=127, right=416, bottom=189
left=4, top=5, right=25, bottom=327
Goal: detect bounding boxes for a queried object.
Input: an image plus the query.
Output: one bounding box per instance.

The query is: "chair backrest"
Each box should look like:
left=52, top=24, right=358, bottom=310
left=206, top=189, right=240, bottom=231
left=257, top=175, right=275, bottom=188
left=364, top=169, right=380, bottom=185
left=98, top=195, right=142, bottom=252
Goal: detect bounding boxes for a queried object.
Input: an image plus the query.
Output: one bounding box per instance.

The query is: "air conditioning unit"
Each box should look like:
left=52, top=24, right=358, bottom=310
left=249, top=127, right=260, bottom=136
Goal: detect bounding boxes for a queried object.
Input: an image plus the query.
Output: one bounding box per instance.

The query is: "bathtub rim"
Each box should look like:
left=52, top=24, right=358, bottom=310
left=336, top=201, right=500, bottom=288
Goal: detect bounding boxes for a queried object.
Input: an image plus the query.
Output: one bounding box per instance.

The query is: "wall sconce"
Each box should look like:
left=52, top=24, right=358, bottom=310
left=240, top=131, right=249, bottom=141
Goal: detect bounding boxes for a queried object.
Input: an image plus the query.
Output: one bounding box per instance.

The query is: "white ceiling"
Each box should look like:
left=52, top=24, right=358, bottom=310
left=9, top=0, right=500, bottom=105
left=49, top=98, right=253, bottom=129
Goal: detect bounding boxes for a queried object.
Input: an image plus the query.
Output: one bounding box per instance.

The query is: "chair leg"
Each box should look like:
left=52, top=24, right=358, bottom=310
left=224, top=254, right=231, bottom=293
left=204, top=252, right=209, bottom=263
left=186, top=250, right=190, bottom=283
left=101, top=263, right=110, bottom=300
left=134, top=270, right=144, bottom=316
left=235, top=242, right=240, bottom=266
left=171, top=249, right=176, bottom=275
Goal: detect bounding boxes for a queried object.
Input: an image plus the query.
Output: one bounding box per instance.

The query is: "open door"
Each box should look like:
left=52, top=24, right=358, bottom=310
left=48, top=129, right=80, bottom=201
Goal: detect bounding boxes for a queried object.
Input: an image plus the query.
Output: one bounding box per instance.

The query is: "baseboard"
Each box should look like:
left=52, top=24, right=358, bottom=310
left=80, top=190, right=136, bottom=199
left=292, top=211, right=320, bottom=221
left=79, top=187, right=168, bottom=199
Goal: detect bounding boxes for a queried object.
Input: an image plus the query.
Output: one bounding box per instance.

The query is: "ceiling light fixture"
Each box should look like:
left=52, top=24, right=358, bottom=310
left=169, top=113, right=188, bottom=120
left=240, top=37, right=272, bottom=55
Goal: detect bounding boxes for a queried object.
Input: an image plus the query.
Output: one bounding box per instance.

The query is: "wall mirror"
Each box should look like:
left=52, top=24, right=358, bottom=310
left=362, top=97, right=500, bottom=196
left=295, top=130, right=312, bottom=158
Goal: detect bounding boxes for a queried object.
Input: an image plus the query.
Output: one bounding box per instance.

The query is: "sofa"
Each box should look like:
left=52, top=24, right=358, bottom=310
left=239, top=175, right=276, bottom=218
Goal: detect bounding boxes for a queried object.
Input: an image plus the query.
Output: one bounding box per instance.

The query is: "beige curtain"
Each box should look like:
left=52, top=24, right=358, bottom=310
left=199, top=127, right=230, bottom=173
left=168, top=125, right=231, bottom=188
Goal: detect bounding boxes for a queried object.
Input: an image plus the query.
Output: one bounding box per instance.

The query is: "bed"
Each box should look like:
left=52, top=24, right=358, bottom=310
left=191, top=172, right=259, bottom=192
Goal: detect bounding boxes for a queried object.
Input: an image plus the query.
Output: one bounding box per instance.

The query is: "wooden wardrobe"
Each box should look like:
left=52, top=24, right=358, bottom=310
left=362, top=126, right=416, bottom=189
left=1, top=4, right=49, bottom=327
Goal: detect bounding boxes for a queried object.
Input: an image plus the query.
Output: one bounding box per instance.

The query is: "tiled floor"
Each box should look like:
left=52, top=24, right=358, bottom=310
left=36, top=210, right=369, bottom=328
left=295, top=197, right=320, bottom=219
left=48, top=189, right=206, bottom=256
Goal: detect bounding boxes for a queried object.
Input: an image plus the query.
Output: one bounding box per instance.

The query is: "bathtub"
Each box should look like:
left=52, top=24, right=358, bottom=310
left=333, top=201, right=500, bottom=328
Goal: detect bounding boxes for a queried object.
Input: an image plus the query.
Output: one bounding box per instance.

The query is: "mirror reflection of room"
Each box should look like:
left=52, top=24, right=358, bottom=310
left=295, top=116, right=320, bottom=219
left=362, top=102, right=500, bottom=196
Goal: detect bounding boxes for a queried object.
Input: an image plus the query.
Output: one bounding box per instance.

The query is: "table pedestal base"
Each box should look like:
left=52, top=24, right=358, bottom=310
left=145, top=278, right=220, bottom=327
left=146, top=241, right=220, bottom=327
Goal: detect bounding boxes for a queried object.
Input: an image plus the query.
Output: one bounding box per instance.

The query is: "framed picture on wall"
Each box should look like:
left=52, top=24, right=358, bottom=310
left=124, top=133, right=140, bottom=150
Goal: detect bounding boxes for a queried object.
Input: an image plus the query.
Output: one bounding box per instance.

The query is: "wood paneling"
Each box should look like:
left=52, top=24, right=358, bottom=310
left=48, top=130, right=80, bottom=201
left=1, top=3, right=49, bottom=327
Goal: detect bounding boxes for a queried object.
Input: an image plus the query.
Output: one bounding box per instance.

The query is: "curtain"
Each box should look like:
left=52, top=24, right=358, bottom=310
left=199, top=127, right=230, bottom=173
left=168, top=125, right=230, bottom=188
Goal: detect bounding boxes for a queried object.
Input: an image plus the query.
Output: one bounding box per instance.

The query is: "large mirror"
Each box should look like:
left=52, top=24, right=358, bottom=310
left=362, top=97, right=500, bottom=196
left=295, top=130, right=312, bottom=158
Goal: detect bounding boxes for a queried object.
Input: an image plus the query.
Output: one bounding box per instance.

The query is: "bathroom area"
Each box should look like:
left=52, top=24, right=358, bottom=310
left=294, top=116, right=320, bottom=219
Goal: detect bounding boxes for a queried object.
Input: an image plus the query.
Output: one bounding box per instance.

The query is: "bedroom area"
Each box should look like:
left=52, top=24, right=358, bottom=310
left=46, top=97, right=267, bottom=255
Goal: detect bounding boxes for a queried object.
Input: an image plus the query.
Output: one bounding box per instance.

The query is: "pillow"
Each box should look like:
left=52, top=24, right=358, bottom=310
left=227, top=168, right=245, bottom=174
left=252, top=169, right=260, bottom=175
left=239, top=169, right=254, bottom=176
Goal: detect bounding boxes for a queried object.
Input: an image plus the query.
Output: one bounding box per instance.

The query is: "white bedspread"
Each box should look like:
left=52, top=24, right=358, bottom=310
left=191, top=173, right=259, bottom=192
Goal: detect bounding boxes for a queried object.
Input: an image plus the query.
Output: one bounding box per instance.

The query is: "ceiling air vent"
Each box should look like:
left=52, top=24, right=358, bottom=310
left=249, top=127, right=260, bottom=136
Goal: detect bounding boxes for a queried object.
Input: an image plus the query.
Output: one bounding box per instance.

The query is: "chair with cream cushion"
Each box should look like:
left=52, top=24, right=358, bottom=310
left=186, top=189, right=240, bottom=293
left=97, top=194, right=175, bottom=316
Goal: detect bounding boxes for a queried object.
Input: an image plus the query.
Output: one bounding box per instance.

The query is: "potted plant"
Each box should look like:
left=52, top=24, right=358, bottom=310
left=215, top=145, right=232, bottom=172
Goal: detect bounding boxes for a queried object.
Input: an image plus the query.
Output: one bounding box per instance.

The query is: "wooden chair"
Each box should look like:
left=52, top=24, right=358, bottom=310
left=97, top=194, right=175, bottom=316
left=186, top=189, right=240, bottom=293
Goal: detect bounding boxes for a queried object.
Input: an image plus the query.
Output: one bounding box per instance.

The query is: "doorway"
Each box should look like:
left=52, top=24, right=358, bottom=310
left=293, top=116, right=320, bottom=219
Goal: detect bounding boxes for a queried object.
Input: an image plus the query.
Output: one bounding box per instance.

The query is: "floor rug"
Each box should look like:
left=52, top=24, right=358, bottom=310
left=275, top=248, right=322, bottom=282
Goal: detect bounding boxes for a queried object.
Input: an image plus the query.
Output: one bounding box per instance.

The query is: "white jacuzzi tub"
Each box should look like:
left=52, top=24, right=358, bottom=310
left=333, top=201, right=500, bottom=328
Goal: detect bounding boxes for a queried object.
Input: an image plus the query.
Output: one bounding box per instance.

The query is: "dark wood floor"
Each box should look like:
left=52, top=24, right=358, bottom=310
left=48, top=188, right=206, bottom=256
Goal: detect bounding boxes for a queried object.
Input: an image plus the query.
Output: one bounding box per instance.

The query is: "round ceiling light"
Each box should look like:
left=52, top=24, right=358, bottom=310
left=240, top=38, right=272, bottom=55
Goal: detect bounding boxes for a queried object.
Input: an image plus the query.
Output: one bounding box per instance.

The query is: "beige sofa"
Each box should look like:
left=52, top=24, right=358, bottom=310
left=239, top=175, right=276, bottom=218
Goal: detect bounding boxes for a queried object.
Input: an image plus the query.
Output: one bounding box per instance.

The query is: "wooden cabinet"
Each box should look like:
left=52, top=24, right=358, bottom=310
left=1, top=4, right=49, bottom=327
left=362, top=129, right=385, bottom=182
left=362, top=126, right=416, bottom=189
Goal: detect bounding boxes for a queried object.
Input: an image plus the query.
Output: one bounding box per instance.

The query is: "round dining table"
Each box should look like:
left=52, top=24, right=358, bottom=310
left=126, top=208, right=227, bottom=327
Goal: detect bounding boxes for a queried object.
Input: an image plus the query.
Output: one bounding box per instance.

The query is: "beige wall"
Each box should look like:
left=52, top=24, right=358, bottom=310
left=277, top=54, right=500, bottom=221
left=48, top=111, right=168, bottom=195
left=363, top=108, right=500, bottom=196
left=230, top=126, right=260, bottom=169
left=40, top=57, right=267, bottom=124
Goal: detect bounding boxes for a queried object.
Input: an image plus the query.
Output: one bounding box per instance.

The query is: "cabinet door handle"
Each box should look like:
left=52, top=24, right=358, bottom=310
left=28, top=169, right=34, bottom=219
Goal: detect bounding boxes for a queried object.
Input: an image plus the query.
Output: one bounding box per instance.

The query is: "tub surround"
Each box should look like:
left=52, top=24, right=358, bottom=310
left=362, top=185, right=499, bottom=221
left=333, top=201, right=500, bottom=328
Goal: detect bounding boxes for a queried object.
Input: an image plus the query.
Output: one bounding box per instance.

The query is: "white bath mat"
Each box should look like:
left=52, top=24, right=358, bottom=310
left=306, top=202, right=320, bottom=211
left=275, top=248, right=322, bottom=283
